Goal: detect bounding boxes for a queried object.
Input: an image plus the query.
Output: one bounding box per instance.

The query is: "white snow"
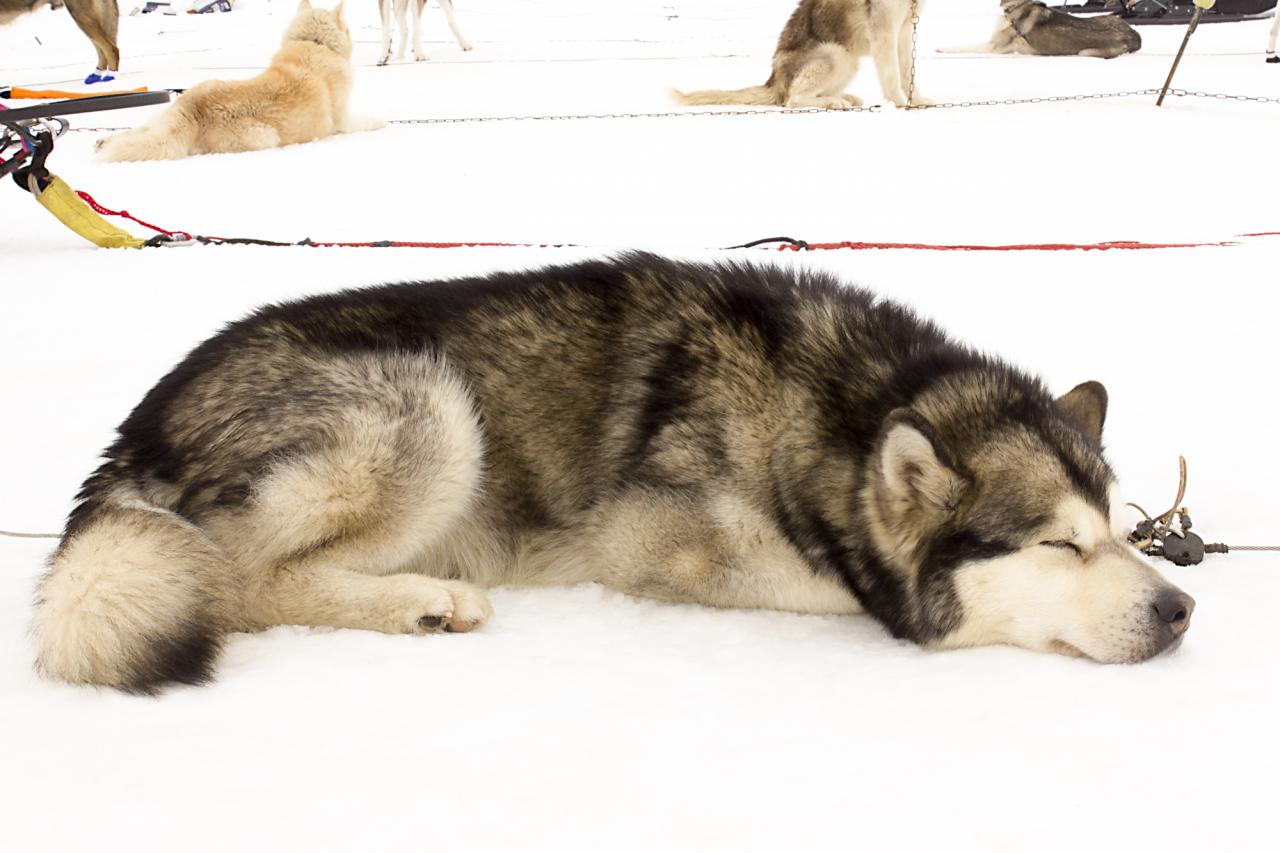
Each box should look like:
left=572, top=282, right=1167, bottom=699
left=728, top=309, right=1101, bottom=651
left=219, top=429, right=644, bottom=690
left=2, top=2, right=1278, bottom=851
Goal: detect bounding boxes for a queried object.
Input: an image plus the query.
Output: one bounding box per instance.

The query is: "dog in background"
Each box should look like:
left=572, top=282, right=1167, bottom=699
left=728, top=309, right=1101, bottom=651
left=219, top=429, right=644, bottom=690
left=96, top=1, right=382, bottom=162
left=377, top=0, right=472, bottom=65
left=0, top=0, right=120, bottom=83
left=939, top=0, right=1141, bottom=59
left=673, top=0, right=931, bottom=109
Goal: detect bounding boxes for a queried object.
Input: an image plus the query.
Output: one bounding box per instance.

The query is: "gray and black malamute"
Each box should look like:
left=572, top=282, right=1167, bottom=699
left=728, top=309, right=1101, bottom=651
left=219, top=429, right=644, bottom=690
left=34, top=255, right=1194, bottom=693
left=941, top=0, right=1141, bottom=59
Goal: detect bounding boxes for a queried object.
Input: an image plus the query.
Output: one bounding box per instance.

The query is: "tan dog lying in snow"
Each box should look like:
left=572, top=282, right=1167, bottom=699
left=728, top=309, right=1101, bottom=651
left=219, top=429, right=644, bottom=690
left=96, top=1, right=382, bottom=162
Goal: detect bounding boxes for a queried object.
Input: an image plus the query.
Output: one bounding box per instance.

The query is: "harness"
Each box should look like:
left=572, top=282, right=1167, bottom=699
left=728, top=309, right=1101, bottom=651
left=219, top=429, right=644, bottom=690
left=1, top=91, right=177, bottom=248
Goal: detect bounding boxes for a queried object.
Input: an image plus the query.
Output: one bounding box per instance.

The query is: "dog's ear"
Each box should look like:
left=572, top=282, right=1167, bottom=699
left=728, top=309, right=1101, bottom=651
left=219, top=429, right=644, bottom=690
left=1056, top=381, right=1108, bottom=442
left=877, top=410, right=967, bottom=516
left=334, top=0, right=345, bottom=20
left=297, top=0, right=311, bottom=11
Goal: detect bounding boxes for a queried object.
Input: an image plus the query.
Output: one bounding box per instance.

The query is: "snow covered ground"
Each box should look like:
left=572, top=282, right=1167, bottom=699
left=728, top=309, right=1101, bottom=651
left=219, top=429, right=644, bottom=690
left=2, top=2, right=1278, bottom=851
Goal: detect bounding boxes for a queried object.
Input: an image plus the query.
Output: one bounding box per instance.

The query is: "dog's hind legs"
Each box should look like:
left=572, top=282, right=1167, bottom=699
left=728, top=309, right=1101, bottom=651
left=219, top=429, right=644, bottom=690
left=65, top=0, right=120, bottom=79
left=206, top=355, right=492, bottom=635
left=438, top=0, right=473, bottom=52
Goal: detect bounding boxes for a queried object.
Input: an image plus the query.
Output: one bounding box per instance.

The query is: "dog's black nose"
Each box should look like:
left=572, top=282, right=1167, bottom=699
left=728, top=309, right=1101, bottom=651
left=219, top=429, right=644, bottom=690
left=1153, top=589, right=1196, bottom=636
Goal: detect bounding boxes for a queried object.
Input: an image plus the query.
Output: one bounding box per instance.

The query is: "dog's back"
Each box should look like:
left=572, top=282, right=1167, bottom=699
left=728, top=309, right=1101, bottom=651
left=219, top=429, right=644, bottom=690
left=1015, top=2, right=1142, bottom=57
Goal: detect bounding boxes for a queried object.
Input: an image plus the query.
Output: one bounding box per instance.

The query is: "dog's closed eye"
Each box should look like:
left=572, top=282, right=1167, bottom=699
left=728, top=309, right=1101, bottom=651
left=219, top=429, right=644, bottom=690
left=1040, top=539, right=1084, bottom=557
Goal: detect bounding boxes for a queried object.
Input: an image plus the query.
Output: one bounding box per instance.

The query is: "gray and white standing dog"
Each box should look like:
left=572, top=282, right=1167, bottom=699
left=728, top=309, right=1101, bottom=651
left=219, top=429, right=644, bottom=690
left=673, top=0, right=931, bottom=109
left=1, top=0, right=120, bottom=81
left=940, top=0, right=1141, bottom=59
left=377, top=0, right=471, bottom=65
left=33, top=255, right=1195, bottom=693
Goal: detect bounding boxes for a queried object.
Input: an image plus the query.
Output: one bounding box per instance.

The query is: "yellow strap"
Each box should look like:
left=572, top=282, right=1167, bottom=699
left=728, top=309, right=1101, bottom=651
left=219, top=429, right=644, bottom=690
left=32, top=175, right=146, bottom=249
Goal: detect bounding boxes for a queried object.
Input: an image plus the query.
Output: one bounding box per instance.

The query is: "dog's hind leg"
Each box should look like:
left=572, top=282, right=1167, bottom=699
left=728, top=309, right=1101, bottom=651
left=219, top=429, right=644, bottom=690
left=411, top=0, right=428, bottom=61
left=214, top=355, right=493, bottom=636
left=781, top=45, right=859, bottom=110
left=437, top=0, right=473, bottom=52
left=252, top=561, right=493, bottom=635
left=377, top=0, right=394, bottom=65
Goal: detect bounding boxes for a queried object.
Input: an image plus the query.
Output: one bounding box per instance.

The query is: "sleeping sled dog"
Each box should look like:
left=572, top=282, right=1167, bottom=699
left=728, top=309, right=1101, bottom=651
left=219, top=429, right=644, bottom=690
left=940, top=0, right=1141, bottom=59
left=674, top=0, right=931, bottom=109
left=34, top=254, right=1195, bottom=692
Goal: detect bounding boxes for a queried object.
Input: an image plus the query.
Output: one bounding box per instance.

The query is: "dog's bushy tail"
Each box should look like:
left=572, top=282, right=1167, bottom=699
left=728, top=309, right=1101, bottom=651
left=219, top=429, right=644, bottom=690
left=95, top=105, right=198, bottom=162
left=670, top=85, right=778, bottom=106
left=33, top=478, right=233, bottom=693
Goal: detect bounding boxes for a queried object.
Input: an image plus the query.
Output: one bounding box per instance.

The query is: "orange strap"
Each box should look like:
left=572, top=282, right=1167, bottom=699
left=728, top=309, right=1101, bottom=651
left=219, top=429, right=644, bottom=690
left=2, top=86, right=148, bottom=100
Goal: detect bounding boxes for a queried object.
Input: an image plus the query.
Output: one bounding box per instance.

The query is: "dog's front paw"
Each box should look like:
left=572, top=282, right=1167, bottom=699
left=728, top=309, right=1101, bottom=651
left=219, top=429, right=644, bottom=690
left=414, top=52, right=429, bottom=62
left=459, top=42, right=474, bottom=52
left=841, top=93, right=864, bottom=107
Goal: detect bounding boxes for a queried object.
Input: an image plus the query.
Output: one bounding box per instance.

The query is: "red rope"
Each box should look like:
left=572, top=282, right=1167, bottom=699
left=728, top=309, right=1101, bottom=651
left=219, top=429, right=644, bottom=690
left=306, top=240, right=536, bottom=249
left=67, top=186, right=1276, bottom=253
left=778, top=239, right=1239, bottom=252
left=74, top=189, right=192, bottom=241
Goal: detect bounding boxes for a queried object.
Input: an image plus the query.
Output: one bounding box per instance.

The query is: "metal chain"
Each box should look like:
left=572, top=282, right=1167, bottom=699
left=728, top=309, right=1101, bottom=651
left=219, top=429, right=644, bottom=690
left=63, top=105, right=881, bottom=132
left=58, top=89, right=1280, bottom=134
left=1174, top=89, right=1280, bottom=105
left=909, top=0, right=919, bottom=107
left=910, top=89, right=1161, bottom=110
left=383, top=105, right=878, bottom=124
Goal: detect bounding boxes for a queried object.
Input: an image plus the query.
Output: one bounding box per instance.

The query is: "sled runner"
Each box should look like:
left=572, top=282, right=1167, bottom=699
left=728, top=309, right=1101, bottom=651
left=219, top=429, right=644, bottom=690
left=1051, top=0, right=1276, bottom=24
